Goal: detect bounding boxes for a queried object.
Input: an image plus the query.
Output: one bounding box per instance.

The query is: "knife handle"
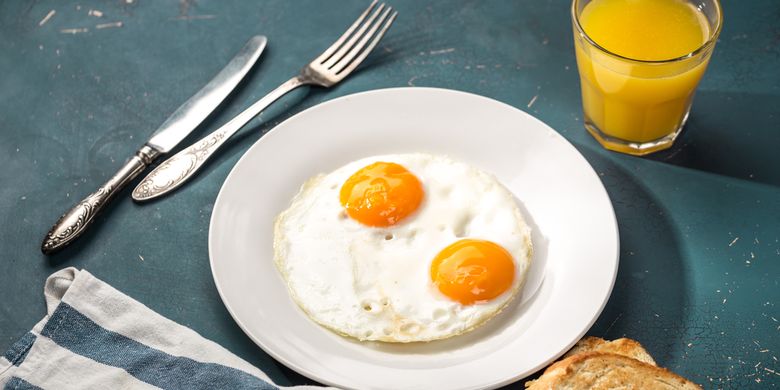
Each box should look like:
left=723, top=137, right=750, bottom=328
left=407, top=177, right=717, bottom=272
left=41, top=146, right=160, bottom=254
left=132, top=76, right=308, bottom=202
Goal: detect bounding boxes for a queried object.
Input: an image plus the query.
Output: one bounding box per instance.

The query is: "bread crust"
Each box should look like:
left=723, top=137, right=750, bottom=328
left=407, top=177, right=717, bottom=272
left=564, top=336, right=656, bottom=365
left=525, top=352, right=701, bottom=390
left=525, top=337, right=700, bottom=389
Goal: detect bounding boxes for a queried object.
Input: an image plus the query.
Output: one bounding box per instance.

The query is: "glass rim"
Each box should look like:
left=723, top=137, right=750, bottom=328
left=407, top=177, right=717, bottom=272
left=571, top=0, right=723, bottom=64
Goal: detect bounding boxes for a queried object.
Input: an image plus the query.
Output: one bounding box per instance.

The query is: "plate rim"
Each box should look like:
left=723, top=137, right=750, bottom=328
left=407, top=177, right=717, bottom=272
left=209, top=87, right=620, bottom=389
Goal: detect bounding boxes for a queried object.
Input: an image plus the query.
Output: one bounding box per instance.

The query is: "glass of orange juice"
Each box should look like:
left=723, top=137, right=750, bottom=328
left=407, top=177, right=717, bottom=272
left=571, top=0, right=723, bottom=155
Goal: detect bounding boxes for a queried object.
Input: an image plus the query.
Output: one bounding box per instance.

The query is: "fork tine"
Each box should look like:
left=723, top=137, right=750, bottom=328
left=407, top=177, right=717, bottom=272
left=316, top=0, right=378, bottom=64
left=334, top=10, right=397, bottom=76
left=330, top=6, right=391, bottom=72
left=322, top=3, right=386, bottom=68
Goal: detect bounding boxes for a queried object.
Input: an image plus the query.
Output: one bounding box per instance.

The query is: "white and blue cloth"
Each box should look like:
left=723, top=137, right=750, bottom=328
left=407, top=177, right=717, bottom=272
left=0, top=268, right=320, bottom=389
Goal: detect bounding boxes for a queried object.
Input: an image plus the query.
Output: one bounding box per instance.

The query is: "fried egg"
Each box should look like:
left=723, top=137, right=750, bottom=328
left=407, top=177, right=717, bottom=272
left=273, top=154, right=532, bottom=342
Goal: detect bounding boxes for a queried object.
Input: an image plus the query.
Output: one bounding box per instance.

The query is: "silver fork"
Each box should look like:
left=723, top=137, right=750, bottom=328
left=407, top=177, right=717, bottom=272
left=132, top=1, right=397, bottom=201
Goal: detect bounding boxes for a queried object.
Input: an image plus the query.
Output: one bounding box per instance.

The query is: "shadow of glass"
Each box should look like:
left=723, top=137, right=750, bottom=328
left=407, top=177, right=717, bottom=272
left=512, top=145, right=691, bottom=388
left=648, top=91, right=780, bottom=187
left=580, top=147, right=690, bottom=365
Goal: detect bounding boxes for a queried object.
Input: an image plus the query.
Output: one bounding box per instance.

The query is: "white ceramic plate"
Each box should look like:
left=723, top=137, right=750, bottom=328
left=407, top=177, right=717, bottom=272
left=209, top=88, right=619, bottom=390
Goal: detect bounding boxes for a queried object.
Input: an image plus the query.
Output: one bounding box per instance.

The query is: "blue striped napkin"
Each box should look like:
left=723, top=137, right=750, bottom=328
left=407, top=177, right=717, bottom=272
left=0, top=268, right=321, bottom=390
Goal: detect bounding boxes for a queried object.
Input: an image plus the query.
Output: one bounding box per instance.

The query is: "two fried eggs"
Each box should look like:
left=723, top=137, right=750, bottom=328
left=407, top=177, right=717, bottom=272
left=273, top=154, right=532, bottom=342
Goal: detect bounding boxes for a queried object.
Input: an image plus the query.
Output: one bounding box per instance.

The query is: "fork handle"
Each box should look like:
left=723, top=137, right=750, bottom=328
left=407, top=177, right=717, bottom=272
left=132, top=76, right=308, bottom=201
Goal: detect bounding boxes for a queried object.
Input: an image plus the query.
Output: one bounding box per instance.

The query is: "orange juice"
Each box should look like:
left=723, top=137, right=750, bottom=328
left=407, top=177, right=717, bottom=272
left=572, top=0, right=719, bottom=154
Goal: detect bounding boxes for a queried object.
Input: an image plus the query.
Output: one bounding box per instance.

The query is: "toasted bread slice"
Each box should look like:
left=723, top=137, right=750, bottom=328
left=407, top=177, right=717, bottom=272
left=525, top=352, right=701, bottom=390
left=563, top=336, right=656, bottom=366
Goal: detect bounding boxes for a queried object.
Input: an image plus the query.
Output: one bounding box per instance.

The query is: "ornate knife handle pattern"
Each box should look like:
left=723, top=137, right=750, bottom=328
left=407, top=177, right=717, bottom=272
left=41, top=146, right=159, bottom=254
left=132, top=130, right=228, bottom=201
left=132, top=76, right=308, bottom=202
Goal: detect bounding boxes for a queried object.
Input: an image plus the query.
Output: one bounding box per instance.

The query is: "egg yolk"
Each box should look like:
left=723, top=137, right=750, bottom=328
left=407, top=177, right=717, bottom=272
left=430, top=239, right=515, bottom=305
left=339, top=162, right=424, bottom=227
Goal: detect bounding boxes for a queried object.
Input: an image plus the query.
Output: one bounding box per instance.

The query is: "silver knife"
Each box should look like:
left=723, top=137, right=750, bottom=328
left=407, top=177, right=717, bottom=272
left=41, top=35, right=268, bottom=254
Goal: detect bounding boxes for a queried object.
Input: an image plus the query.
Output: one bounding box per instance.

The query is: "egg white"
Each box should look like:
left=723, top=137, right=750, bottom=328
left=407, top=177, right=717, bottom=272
left=273, top=154, right=532, bottom=342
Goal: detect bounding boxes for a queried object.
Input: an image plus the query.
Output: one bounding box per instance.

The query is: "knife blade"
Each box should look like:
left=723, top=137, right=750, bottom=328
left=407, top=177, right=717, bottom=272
left=41, top=35, right=267, bottom=254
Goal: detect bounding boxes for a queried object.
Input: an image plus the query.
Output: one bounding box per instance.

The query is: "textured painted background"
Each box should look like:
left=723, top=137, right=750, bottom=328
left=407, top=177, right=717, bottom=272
left=1, top=0, right=778, bottom=388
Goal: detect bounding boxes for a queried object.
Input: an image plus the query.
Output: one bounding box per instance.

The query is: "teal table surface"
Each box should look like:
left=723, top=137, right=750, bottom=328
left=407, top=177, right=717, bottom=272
left=1, top=0, right=778, bottom=388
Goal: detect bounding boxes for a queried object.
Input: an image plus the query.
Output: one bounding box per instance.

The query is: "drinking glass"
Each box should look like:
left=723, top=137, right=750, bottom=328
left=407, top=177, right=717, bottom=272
left=571, top=0, right=723, bottom=155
